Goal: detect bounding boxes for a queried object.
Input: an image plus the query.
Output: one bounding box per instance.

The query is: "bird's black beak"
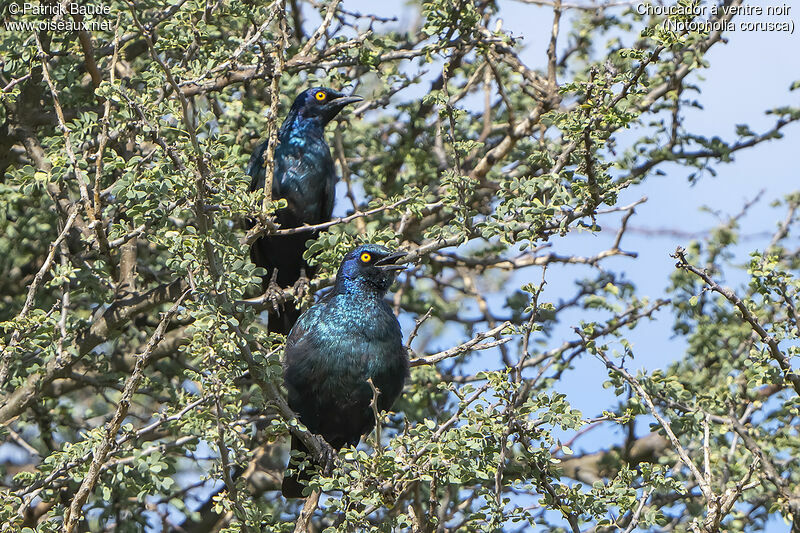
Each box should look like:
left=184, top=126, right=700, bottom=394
left=332, top=94, right=363, bottom=109
left=375, top=251, right=407, bottom=271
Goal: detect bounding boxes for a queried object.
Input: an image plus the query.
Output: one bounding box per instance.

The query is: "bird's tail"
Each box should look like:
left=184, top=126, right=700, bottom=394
left=282, top=434, right=317, bottom=498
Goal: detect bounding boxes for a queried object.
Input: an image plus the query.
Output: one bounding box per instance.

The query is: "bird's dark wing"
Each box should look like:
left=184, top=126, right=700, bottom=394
left=274, top=144, right=335, bottom=225
left=246, top=140, right=267, bottom=192
left=284, top=306, right=319, bottom=364
left=321, top=159, right=336, bottom=223
left=283, top=291, right=335, bottom=372
left=247, top=140, right=285, bottom=203
left=283, top=306, right=328, bottom=435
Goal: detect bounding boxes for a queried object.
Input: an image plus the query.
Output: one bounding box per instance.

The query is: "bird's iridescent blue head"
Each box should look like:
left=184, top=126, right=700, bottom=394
left=335, top=244, right=407, bottom=294
left=288, top=87, right=363, bottom=125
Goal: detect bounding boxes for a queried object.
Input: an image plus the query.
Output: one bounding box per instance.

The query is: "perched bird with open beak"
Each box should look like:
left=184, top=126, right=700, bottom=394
left=280, top=244, right=409, bottom=498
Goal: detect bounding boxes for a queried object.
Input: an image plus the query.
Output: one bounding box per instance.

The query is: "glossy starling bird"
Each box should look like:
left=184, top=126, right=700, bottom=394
left=281, top=244, right=410, bottom=498
left=248, top=87, right=362, bottom=334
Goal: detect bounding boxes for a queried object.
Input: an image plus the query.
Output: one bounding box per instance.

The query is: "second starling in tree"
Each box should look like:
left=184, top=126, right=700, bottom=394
left=281, top=244, right=409, bottom=498
left=248, top=87, right=362, bottom=334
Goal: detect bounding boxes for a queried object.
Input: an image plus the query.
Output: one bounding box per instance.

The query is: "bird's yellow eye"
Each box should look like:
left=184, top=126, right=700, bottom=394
left=315, top=91, right=327, bottom=101
left=360, top=252, right=372, bottom=263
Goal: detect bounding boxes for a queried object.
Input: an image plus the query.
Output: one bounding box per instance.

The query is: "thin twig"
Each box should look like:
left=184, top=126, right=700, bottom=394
left=409, top=322, right=512, bottom=367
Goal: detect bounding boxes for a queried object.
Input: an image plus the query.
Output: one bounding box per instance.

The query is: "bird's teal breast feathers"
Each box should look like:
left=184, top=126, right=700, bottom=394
left=293, top=293, right=404, bottom=386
